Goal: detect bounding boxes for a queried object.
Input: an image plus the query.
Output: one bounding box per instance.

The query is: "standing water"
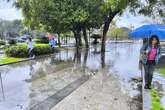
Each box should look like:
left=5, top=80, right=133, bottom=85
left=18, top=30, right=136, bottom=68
left=0, top=42, right=143, bottom=110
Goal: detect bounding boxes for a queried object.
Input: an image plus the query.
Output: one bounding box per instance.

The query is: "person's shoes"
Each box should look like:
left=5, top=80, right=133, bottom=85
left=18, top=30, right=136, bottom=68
left=144, top=85, right=152, bottom=90
left=144, top=85, right=149, bottom=89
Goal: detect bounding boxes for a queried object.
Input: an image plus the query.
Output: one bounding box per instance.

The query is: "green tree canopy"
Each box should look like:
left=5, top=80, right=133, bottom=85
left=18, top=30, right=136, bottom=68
left=15, top=0, right=104, bottom=48
left=9, top=0, right=165, bottom=49
left=100, top=0, right=165, bottom=52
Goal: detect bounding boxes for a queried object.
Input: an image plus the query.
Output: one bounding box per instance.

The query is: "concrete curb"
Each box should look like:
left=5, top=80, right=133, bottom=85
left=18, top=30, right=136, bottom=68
left=142, top=66, right=151, bottom=110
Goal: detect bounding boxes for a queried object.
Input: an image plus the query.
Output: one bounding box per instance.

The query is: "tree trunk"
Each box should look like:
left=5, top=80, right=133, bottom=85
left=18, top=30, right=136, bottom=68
left=82, top=27, right=89, bottom=48
left=76, top=29, right=82, bottom=48
left=73, top=30, right=82, bottom=48
left=74, top=47, right=81, bottom=64
left=101, top=51, right=105, bottom=68
left=73, top=31, right=78, bottom=47
left=101, top=10, right=121, bottom=68
left=101, top=17, right=113, bottom=52
left=83, top=48, right=89, bottom=72
left=88, top=29, right=91, bottom=44
left=66, top=35, right=68, bottom=45
left=57, top=33, right=61, bottom=47
left=101, top=10, right=121, bottom=52
left=79, top=34, right=82, bottom=47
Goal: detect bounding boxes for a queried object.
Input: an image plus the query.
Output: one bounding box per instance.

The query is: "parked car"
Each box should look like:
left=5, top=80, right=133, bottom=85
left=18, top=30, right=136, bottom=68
left=17, top=38, right=26, bottom=43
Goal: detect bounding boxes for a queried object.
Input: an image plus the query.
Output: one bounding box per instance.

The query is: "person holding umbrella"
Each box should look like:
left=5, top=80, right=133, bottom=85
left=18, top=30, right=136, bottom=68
left=140, top=35, right=161, bottom=89
left=129, top=24, right=165, bottom=89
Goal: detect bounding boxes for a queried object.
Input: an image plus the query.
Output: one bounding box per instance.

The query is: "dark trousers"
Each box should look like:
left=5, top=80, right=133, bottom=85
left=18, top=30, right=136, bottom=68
left=144, top=60, right=155, bottom=87
left=28, top=48, right=33, bottom=58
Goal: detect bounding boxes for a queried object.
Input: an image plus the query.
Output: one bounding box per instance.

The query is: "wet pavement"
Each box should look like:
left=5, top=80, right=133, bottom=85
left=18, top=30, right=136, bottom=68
left=51, top=69, right=138, bottom=110
left=31, top=75, right=90, bottom=110
left=0, top=42, right=163, bottom=110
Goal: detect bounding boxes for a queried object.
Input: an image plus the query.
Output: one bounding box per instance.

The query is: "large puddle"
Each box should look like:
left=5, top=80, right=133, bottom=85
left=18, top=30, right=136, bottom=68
left=0, top=42, right=158, bottom=110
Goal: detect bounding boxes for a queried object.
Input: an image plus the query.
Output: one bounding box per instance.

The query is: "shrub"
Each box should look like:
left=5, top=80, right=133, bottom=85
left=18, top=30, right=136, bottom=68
left=0, top=40, right=6, bottom=45
left=5, top=44, right=59, bottom=58
left=33, top=44, right=53, bottom=56
left=5, top=44, right=28, bottom=57
left=33, top=37, right=49, bottom=44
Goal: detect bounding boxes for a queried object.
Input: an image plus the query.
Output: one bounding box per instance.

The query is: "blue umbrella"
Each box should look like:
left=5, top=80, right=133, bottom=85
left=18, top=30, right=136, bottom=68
left=129, top=24, right=165, bottom=40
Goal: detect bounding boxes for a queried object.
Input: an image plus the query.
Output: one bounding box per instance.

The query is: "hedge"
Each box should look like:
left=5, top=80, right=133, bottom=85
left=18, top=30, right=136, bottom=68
left=33, top=37, right=49, bottom=44
left=5, top=44, right=59, bottom=58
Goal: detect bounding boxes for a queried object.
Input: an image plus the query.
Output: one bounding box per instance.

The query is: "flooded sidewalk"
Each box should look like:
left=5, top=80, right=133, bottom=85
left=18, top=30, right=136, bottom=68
left=0, top=43, right=143, bottom=110
left=51, top=69, right=139, bottom=110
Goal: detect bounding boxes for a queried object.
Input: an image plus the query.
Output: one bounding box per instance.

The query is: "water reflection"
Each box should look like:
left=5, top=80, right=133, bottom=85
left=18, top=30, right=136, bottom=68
left=74, top=47, right=82, bottom=64
left=0, top=42, right=152, bottom=110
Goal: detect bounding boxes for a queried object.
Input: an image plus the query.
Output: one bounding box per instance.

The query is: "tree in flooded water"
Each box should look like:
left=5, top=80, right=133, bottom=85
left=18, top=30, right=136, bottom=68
left=7, top=0, right=165, bottom=50
left=100, top=0, right=165, bottom=52
left=14, top=0, right=103, bottom=48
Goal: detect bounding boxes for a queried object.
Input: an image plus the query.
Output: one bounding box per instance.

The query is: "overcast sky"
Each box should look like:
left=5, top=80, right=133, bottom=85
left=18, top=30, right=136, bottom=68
left=0, top=0, right=22, bottom=20
left=0, top=0, right=156, bottom=28
left=115, top=10, right=155, bottom=29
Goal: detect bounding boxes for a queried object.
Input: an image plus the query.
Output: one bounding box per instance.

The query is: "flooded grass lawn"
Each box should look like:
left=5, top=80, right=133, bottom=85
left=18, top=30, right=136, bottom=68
left=160, top=68, right=165, bottom=77
left=0, top=57, right=24, bottom=65
left=153, top=70, right=165, bottom=109
left=151, top=89, right=165, bottom=110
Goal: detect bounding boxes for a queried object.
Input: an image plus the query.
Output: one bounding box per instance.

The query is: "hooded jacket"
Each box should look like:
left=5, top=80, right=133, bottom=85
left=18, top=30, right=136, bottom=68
left=140, top=44, right=161, bottom=64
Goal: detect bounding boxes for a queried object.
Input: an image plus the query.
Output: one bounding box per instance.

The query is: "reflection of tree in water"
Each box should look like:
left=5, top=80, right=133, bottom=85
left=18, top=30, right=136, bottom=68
left=114, top=44, right=120, bottom=59
left=73, top=48, right=90, bottom=73
left=73, top=48, right=89, bottom=66
left=46, top=47, right=109, bottom=74
left=74, top=48, right=82, bottom=64
left=25, top=61, right=35, bottom=83
left=93, top=44, right=101, bottom=54
left=28, top=60, right=51, bottom=81
left=29, top=61, right=35, bottom=76
left=54, top=48, right=73, bottom=62
left=82, top=49, right=89, bottom=73
left=50, top=55, right=56, bottom=65
left=83, top=49, right=89, bottom=68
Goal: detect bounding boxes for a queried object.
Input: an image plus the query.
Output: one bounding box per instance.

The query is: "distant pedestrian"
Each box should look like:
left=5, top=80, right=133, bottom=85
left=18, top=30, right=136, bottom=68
left=49, top=38, right=56, bottom=48
left=140, top=35, right=161, bottom=89
left=27, top=37, right=35, bottom=58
